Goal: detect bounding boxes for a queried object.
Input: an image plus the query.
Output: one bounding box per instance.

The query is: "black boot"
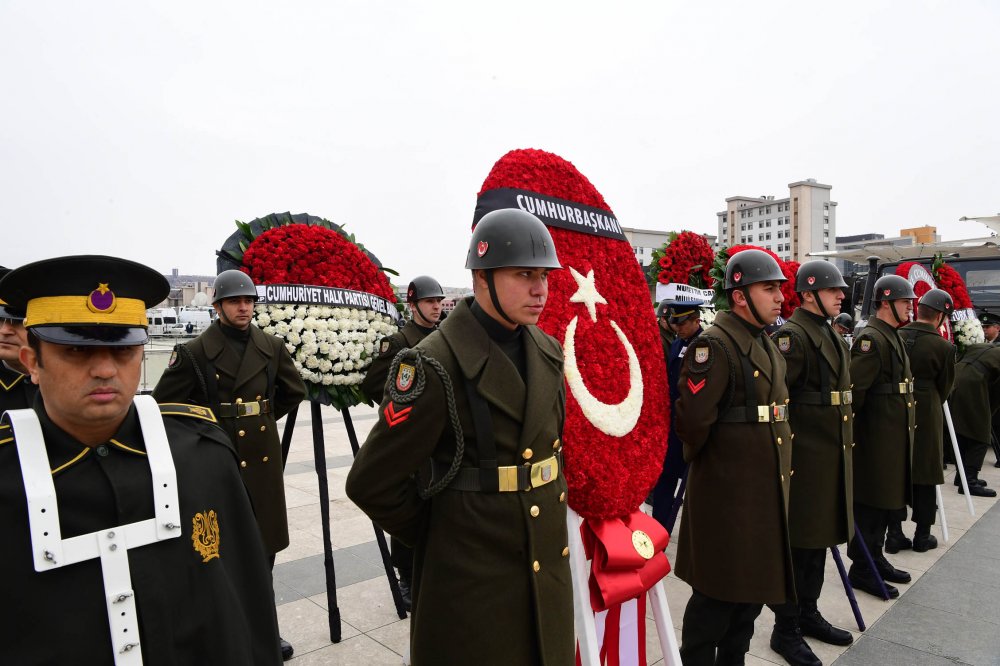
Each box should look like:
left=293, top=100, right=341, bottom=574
left=884, top=521, right=912, bottom=554
left=397, top=570, right=412, bottom=612
left=770, top=616, right=822, bottom=666
left=848, top=566, right=899, bottom=599
left=874, top=555, right=911, bottom=584
left=280, top=637, right=294, bottom=661
left=799, top=600, right=853, bottom=646
left=912, top=523, right=938, bottom=552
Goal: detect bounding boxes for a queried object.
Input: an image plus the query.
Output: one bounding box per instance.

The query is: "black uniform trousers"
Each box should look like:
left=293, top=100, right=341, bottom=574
left=955, top=433, right=990, bottom=480
left=848, top=502, right=891, bottom=567
left=768, top=547, right=826, bottom=619
left=390, top=536, right=413, bottom=578
left=680, top=589, right=763, bottom=666
left=889, top=483, right=937, bottom=527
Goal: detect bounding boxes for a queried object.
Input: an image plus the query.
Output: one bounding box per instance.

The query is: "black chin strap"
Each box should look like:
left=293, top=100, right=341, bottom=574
left=811, top=290, right=832, bottom=319
left=888, top=300, right=907, bottom=327
left=412, top=301, right=435, bottom=328
left=485, top=269, right=518, bottom=326
left=740, top=287, right=768, bottom=326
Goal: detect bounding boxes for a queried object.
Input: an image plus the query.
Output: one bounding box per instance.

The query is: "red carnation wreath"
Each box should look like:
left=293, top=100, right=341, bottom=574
left=478, top=149, right=669, bottom=522
left=646, top=230, right=715, bottom=289
left=217, top=212, right=400, bottom=408
left=710, top=244, right=800, bottom=318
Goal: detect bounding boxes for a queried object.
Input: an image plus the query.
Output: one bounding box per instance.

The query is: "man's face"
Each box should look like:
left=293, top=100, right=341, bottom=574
left=215, top=296, right=255, bottom=330
left=673, top=317, right=701, bottom=340
left=21, top=340, right=142, bottom=437
left=411, top=297, right=445, bottom=325
left=476, top=267, right=550, bottom=329
left=888, top=298, right=913, bottom=324
left=0, top=317, right=27, bottom=364
left=985, top=323, right=999, bottom=342
left=817, top=287, right=844, bottom=316
left=735, top=281, right=784, bottom=326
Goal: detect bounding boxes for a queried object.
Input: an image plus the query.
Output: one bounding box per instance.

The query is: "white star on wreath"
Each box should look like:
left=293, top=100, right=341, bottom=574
left=568, top=267, right=608, bottom=323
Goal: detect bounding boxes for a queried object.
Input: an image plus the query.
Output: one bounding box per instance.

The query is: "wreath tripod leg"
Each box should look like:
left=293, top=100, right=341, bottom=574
left=311, top=401, right=342, bottom=642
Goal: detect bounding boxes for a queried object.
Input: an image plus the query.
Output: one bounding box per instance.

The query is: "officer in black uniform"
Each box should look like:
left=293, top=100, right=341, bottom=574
left=0, top=266, right=38, bottom=412
left=848, top=275, right=917, bottom=599
left=980, top=310, right=1000, bottom=345
left=0, top=255, right=281, bottom=665
left=651, top=300, right=702, bottom=533
left=360, top=274, right=445, bottom=609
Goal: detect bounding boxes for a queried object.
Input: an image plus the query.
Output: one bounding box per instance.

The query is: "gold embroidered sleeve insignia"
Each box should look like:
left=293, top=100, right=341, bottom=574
left=192, top=509, right=220, bottom=562
left=159, top=403, right=219, bottom=423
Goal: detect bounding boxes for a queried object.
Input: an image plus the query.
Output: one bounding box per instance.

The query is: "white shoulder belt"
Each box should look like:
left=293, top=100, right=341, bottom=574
left=7, top=395, right=181, bottom=666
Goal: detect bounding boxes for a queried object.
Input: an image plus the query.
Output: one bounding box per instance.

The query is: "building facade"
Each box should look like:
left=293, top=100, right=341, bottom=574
left=715, top=179, right=836, bottom=262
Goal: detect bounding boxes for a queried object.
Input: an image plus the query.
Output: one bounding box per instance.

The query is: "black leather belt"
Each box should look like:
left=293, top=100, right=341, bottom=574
left=431, top=450, right=563, bottom=493
left=870, top=381, right=914, bottom=395
left=795, top=390, right=853, bottom=406
left=217, top=399, right=272, bottom=418
left=719, top=404, right=788, bottom=424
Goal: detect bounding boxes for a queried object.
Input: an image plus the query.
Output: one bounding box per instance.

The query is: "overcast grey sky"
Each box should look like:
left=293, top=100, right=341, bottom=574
left=2, top=1, right=997, bottom=288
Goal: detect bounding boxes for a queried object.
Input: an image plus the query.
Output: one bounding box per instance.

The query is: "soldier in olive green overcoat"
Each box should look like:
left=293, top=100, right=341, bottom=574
left=768, top=261, right=856, bottom=662
left=847, top=275, right=917, bottom=599
left=347, top=210, right=572, bottom=666
left=893, top=289, right=956, bottom=552
left=947, top=341, right=1000, bottom=497
left=674, top=250, right=794, bottom=666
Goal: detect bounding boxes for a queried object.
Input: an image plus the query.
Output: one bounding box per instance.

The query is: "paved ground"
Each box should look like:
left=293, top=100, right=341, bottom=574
left=272, top=404, right=1000, bottom=665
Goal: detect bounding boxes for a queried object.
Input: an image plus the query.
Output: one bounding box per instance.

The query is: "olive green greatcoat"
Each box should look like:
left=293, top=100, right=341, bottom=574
left=949, top=343, right=1000, bottom=444
left=346, top=298, right=573, bottom=666
left=361, top=320, right=433, bottom=403
left=674, top=310, right=794, bottom=605
left=849, top=317, right=916, bottom=510
left=153, top=321, right=306, bottom=553
left=899, top=321, right=956, bottom=485
left=774, top=309, right=854, bottom=548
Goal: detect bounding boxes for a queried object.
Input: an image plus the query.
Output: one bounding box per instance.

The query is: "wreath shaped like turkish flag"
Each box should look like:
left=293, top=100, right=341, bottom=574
left=477, top=149, right=669, bottom=521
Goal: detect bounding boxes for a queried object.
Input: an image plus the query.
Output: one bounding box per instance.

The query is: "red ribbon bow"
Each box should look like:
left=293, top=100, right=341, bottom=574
left=581, top=510, right=671, bottom=612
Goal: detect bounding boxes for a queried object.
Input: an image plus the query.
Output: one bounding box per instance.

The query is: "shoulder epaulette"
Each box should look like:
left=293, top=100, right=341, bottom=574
left=158, top=403, right=218, bottom=423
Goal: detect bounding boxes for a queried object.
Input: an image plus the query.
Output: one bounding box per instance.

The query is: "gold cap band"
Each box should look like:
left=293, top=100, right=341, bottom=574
left=25, top=295, right=148, bottom=328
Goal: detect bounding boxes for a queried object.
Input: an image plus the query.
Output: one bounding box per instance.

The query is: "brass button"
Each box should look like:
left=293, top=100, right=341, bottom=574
left=530, top=506, right=540, bottom=518
left=784, top=398, right=790, bottom=405
left=851, top=442, right=856, bottom=448
left=843, top=444, right=846, bottom=451
left=215, top=373, right=220, bottom=380
left=562, top=547, right=569, bottom=557
left=843, top=415, right=849, bottom=422
left=753, top=370, right=760, bottom=378
left=522, top=448, right=533, bottom=460
left=238, top=430, right=246, bottom=437
left=777, top=437, right=783, bottom=445
left=790, top=470, right=795, bottom=477
left=559, top=492, right=566, bottom=503
left=914, top=424, right=918, bottom=430
left=262, top=456, right=269, bottom=462
left=523, top=462, right=531, bottom=468
left=240, top=460, right=247, bottom=468
left=532, top=561, right=540, bottom=573
left=907, top=402, right=912, bottom=408
left=260, top=425, right=266, bottom=432
left=791, top=434, right=795, bottom=440
left=781, top=474, right=785, bottom=482
left=553, top=438, right=560, bottom=449
left=256, top=395, right=262, bottom=400
left=236, top=398, right=243, bottom=404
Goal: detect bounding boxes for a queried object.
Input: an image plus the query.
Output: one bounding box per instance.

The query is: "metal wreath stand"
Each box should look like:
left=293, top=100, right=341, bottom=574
left=278, top=400, right=407, bottom=644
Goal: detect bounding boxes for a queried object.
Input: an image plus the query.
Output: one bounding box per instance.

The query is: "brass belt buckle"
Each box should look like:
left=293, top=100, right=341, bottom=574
left=757, top=406, right=770, bottom=423
left=897, top=382, right=908, bottom=394
left=237, top=401, right=261, bottom=417
left=530, top=455, right=559, bottom=488
left=772, top=404, right=788, bottom=422
left=842, top=390, right=853, bottom=405
left=830, top=391, right=841, bottom=406
left=497, top=466, right=519, bottom=492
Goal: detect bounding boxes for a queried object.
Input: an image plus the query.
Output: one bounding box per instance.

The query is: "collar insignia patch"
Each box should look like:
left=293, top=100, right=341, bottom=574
left=380, top=339, right=391, bottom=354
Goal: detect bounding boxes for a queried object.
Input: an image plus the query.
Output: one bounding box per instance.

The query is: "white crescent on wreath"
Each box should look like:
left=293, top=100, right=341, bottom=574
left=562, top=266, right=644, bottom=438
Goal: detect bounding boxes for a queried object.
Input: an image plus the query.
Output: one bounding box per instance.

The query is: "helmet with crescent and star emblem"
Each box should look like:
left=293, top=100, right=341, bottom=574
left=212, top=269, right=259, bottom=304
left=407, top=275, right=445, bottom=303
left=918, top=288, right=954, bottom=315
left=795, top=260, right=848, bottom=292
left=465, top=208, right=561, bottom=271
left=724, top=249, right=785, bottom=290
left=873, top=274, right=916, bottom=302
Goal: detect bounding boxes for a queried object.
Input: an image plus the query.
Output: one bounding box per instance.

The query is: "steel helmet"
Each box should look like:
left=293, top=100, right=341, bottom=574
left=212, top=269, right=259, bottom=304
left=873, top=274, right=916, bottom=302
left=724, top=249, right=786, bottom=290
left=796, top=260, right=848, bottom=292
left=833, top=312, right=854, bottom=330
left=918, top=288, right=954, bottom=315
left=407, top=276, right=445, bottom=303
left=465, top=209, right=561, bottom=271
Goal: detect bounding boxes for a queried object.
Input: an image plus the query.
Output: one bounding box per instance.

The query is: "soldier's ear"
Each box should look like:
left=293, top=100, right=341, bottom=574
left=20, top=345, right=40, bottom=384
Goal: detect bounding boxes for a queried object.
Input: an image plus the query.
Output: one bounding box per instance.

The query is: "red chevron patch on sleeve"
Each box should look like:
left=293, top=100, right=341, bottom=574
left=384, top=401, right=413, bottom=428
left=686, top=377, right=707, bottom=395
